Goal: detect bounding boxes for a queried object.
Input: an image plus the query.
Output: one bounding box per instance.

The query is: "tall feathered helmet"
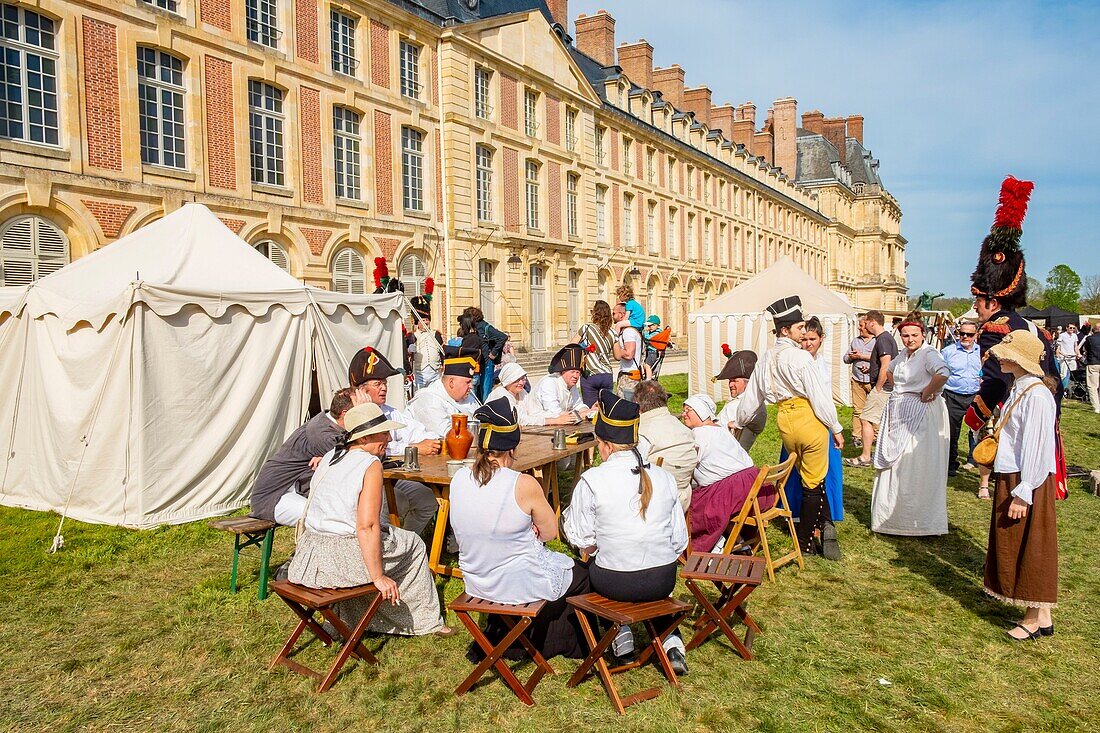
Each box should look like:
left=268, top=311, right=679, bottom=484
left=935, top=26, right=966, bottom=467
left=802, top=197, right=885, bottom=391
left=970, top=176, right=1034, bottom=311
left=372, top=257, right=404, bottom=294
left=410, top=277, right=434, bottom=321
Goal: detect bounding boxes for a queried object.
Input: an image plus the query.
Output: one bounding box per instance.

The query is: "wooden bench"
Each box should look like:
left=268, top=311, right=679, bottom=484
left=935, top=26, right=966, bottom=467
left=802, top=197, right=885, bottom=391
left=450, top=593, right=553, bottom=707
left=268, top=580, right=383, bottom=692
left=566, top=593, right=692, bottom=714
left=208, top=517, right=277, bottom=600
left=681, top=553, right=765, bottom=660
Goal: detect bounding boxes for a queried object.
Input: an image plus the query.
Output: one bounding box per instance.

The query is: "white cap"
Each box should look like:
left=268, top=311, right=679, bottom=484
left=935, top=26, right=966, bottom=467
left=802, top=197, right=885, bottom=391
left=683, top=394, right=717, bottom=422
left=497, top=362, right=528, bottom=387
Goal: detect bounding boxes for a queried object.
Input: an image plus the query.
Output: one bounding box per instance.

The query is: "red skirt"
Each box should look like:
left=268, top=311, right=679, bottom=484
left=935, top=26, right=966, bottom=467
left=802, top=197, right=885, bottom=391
left=983, top=471, right=1058, bottom=608
left=690, top=467, right=776, bottom=553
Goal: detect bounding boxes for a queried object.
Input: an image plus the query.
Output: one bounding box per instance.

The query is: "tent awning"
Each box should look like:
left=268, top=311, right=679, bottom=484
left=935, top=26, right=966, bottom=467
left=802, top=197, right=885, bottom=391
left=692, top=257, right=856, bottom=318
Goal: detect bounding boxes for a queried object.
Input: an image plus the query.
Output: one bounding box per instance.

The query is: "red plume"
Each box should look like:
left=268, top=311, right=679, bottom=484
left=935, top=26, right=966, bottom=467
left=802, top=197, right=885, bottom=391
left=372, top=257, right=389, bottom=289
left=424, top=277, right=435, bottom=296
left=992, top=176, right=1034, bottom=231
left=721, top=343, right=732, bottom=358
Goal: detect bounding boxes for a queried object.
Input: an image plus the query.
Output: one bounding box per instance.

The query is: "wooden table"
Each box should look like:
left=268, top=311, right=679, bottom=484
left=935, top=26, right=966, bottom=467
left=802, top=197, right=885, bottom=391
left=384, top=424, right=596, bottom=577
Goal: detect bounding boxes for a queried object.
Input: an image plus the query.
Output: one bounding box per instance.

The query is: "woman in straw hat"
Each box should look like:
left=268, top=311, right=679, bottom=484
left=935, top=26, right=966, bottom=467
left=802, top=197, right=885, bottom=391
left=288, top=403, right=451, bottom=637
left=982, top=330, right=1059, bottom=640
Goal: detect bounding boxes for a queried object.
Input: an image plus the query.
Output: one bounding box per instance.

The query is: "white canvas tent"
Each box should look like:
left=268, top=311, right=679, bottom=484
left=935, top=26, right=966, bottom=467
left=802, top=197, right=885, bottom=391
left=0, top=204, right=404, bottom=529
left=688, top=257, right=859, bottom=405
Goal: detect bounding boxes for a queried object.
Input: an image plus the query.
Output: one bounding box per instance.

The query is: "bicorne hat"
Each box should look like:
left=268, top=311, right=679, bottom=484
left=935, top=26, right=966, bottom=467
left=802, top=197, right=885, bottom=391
left=713, top=346, right=758, bottom=382
left=593, top=390, right=639, bottom=444
left=474, top=397, right=521, bottom=451
left=441, top=345, right=480, bottom=379
left=970, top=176, right=1034, bottom=311
left=348, top=346, right=402, bottom=387
left=549, top=343, right=586, bottom=374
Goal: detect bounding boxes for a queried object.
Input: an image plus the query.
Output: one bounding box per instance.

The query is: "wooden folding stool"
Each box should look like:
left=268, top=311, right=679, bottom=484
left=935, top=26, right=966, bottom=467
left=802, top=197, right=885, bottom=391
left=566, top=593, right=692, bottom=715
left=723, top=456, right=801, bottom=582
left=450, top=594, right=553, bottom=706
left=269, top=580, right=383, bottom=692
left=681, top=553, right=765, bottom=660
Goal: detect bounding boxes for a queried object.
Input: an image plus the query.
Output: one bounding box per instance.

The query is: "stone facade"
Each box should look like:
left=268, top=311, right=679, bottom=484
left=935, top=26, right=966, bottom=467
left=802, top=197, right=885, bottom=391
left=0, top=0, right=906, bottom=354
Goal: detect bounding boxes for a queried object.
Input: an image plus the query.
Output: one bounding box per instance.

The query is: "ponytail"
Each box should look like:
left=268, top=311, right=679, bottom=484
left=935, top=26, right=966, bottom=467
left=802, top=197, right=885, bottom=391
left=603, top=441, right=653, bottom=520
left=472, top=449, right=508, bottom=486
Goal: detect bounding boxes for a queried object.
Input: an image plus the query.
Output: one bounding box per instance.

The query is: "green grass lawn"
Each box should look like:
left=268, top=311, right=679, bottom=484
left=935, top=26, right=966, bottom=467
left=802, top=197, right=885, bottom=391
left=2, top=379, right=1098, bottom=732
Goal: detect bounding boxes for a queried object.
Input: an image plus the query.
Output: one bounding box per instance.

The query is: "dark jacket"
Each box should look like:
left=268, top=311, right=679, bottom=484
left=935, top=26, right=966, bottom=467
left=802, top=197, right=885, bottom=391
left=475, top=320, right=508, bottom=364
left=1082, top=332, right=1100, bottom=366
left=249, top=412, right=346, bottom=522
left=975, top=310, right=1060, bottom=418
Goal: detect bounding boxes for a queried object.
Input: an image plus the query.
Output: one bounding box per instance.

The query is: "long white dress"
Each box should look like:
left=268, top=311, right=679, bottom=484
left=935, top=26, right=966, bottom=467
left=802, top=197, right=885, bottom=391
left=871, top=343, right=951, bottom=536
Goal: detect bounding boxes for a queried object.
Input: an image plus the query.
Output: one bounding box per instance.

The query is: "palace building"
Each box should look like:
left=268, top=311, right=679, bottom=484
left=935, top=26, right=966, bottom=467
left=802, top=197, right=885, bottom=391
left=0, top=0, right=906, bottom=353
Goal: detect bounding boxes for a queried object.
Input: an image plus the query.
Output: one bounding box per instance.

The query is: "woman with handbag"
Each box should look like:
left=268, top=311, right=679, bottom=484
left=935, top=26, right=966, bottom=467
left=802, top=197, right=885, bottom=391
left=978, top=331, right=1059, bottom=641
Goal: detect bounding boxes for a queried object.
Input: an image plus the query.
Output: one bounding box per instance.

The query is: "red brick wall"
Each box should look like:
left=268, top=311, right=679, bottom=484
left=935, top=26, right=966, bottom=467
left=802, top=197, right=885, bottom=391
left=82, top=18, right=121, bottom=172
left=82, top=200, right=134, bottom=239
left=428, top=45, right=438, bottom=105
left=374, top=111, right=393, bottom=214
left=545, top=95, right=559, bottom=145
left=200, top=0, right=231, bottom=32
left=301, top=227, right=331, bottom=256
left=377, top=237, right=400, bottom=260
left=503, top=147, right=519, bottom=232
left=500, top=74, right=517, bottom=130
left=204, top=56, right=236, bottom=190
left=610, top=130, right=618, bottom=170
left=635, top=144, right=643, bottom=181
left=299, top=87, right=323, bottom=204
left=371, top=20, right=389, bottom=88
left=295, top=0, right=318, bottom=63
left=678, top=163, right=684, bottom=196
left=219, top=217, right=245, bottom=234
left=611, top=183, right=620, bottom=247
left=547, top=161, right=561, bottom=239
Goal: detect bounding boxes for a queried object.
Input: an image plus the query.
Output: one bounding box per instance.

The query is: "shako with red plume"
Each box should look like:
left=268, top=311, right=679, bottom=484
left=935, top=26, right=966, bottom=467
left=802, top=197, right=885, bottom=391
left=970, top=176, right=1034, bottom=310
left=372, top=257, right=404, bottom=294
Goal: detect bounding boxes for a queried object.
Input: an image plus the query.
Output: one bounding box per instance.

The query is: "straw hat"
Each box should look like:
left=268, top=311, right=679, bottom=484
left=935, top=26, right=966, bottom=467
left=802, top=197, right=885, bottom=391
left=988, top=330, right=1045, bottom=377
left=343, top=403, right=405, bottom=442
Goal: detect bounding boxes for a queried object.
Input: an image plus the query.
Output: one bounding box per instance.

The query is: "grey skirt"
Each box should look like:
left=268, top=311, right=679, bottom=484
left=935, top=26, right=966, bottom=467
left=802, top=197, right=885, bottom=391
left=288, top=527, right=444, bottom=636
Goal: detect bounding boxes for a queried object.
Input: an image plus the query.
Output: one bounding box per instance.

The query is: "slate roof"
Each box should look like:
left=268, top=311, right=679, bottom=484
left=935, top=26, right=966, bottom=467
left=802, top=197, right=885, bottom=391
left=384, top=0, right=552, bottom=25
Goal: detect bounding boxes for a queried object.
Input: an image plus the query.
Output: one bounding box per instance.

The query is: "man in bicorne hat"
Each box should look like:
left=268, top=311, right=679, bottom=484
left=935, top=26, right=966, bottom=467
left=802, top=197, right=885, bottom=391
left=714, top=348, right=767, bottom=451
left=530, top=344, right=597, bottom=423
left=407, top=344, right=482, bottom=437
left=734, top=296, right=843, bottom=559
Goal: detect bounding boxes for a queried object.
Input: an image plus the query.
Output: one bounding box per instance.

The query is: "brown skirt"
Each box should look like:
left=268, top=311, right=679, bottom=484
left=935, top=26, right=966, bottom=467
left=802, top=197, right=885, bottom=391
left=983, top=471, right=1058, bottom=609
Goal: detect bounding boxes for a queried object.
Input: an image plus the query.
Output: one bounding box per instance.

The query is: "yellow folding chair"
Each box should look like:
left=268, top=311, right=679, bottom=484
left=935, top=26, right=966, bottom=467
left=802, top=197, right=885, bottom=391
left=722, top=455, right=801, bottom=582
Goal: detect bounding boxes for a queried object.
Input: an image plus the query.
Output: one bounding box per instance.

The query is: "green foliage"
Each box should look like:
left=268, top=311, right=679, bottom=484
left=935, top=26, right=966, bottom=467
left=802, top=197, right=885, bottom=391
left=1026, top=276, right=1047, bottom=309
left=1078, top=275, right=1100, bottom=314
left=1045, top=265, right=1082, bottom=312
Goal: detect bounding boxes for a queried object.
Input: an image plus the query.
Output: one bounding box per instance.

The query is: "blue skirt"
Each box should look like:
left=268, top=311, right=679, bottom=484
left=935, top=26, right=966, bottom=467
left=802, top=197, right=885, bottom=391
left=780, top=431, right=844, bottom=521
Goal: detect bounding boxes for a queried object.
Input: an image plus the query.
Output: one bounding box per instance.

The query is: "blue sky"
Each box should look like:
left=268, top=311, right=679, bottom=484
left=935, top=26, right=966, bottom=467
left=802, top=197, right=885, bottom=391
left=571, top=0, right=1099, bottom=297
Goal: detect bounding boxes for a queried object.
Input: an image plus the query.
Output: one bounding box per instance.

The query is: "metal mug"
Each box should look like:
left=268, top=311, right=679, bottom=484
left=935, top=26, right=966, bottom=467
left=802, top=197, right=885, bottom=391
left=403, top=446, right=420, bottom=471
left=551, top=429, right=567, bottom=450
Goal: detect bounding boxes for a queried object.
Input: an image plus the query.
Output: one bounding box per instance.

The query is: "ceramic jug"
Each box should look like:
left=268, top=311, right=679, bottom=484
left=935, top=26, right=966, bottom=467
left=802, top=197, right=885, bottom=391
left=445, top=414, right=474, bottom=460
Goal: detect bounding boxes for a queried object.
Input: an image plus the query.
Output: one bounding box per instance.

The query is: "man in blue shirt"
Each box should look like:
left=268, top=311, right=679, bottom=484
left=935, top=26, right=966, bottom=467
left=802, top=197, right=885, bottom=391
left=940, top=322, right=982, bottom=477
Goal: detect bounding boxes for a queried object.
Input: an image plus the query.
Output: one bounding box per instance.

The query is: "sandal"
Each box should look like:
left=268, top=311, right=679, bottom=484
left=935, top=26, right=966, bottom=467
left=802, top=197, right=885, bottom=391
left=844, top=457, right=872, bottom=468
left=977, top=487, right=990, bottom=500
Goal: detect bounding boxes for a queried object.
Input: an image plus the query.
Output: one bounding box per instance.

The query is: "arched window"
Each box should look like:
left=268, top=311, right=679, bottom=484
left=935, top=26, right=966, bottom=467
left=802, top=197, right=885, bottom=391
left=399, top=253, right=427, bottom=296
left=0, top=215, right=68, bottom=285
left=331, top=247, right=365, bottom=294
left=254, top=239, right=290, bottom=272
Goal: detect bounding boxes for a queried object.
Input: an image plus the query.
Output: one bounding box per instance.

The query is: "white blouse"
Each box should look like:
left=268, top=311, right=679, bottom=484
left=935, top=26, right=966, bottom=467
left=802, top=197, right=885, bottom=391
left=563, top=450, right=688, bottom=572
left=889, top=343, right=950, bottom=393
left=691, top=424, right=754, bottom=487
left=994, top=375, right=1056, bottom=504
left=304, top=449, right=380, bottom=536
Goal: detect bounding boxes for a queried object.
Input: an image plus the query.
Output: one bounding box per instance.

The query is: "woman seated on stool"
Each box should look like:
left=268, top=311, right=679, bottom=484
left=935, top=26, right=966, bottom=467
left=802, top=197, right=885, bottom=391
left=563, top=391, right=690, bottom=675
left=449, top=397, right=590, bottom=659
left=288, top=403, right=451, bottom=637
left=681, top=394, right=774, bottom=554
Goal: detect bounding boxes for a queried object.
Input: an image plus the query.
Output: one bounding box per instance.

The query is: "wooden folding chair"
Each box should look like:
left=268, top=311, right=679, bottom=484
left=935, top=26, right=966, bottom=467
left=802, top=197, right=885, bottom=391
left=269, top=580, right=383, bottom=692
left=721, top=455, right=801, bottom=582
left=567, top=593, right=692, bottom=715
left=681, top=553, right=765, bottom=659
left=450, top=594, right=553, bottom=706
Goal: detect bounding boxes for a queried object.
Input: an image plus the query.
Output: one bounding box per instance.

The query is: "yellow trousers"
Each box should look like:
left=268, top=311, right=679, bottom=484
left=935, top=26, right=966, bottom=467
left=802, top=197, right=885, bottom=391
left=777, top=397, right=830, bottom=489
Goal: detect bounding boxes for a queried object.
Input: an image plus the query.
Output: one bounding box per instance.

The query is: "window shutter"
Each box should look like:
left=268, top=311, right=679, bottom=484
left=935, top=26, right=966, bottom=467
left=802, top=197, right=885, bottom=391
left=332, top=248, right=364, bottom=294
left=1, top=216, right=69, bottom=285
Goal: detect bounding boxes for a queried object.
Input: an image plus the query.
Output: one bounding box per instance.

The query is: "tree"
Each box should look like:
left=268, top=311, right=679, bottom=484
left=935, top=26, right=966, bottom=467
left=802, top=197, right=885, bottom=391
left=1080, top=274, right=1100, bottom=314
left=1044, top=265, right=1081, bottom=312
left=1026, top=276, right=1046, bottom=309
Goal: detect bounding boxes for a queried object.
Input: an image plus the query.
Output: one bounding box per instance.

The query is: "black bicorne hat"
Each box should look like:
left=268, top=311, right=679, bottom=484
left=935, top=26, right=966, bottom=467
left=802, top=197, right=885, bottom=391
left=767, top=296, right=804, bottom=328
left=970, top=176, right=1034, bottom=311
left=348, top=346, right=402, bottom=387
left=548, top=343, right=586, bottom=374
left=713, top=349, right=758, bottom=382
left=593, top=390, right=639, bottom=444
left=475, top=397, right=521, bottom=452
left=410, top=295, right=431, bottom=321
left=442, top=345, right=480, bottom=378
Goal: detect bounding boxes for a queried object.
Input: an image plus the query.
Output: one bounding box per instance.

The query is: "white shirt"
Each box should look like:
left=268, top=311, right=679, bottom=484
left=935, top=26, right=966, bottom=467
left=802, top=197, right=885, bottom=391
left=406, top=378, right=481, bottom=437
left=889, top=344, right=950, bottom=393
left=304, top=449, right=380, bottom=535
left=1056, top=332, right=1078, bottom=359
left=532, top=374, right=586, bottom=415
left=563, top=450, right=688, bottom=572
left=994, top=375, right=1056, bottom=505
left=736, top=337, right=843, bottom=435
left=380, top=403, right=439, bottom=457
left=691, top=424, right=754, bottom=487
left=617, top=327, right=644, bottom=374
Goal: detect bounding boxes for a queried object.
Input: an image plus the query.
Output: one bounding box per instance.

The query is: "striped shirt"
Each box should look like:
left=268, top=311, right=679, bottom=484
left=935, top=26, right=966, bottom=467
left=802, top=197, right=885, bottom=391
left=579, top=323, right=614, bottom=375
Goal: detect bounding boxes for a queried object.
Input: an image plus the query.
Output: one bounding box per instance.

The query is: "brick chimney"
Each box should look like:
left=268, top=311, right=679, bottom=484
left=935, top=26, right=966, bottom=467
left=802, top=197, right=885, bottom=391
left=731, top=102, right=756, bottom=147
left=574, top=10, right=615, bottom=67
left=822, top=117, right=847, bottom=165
left=772, top=97, right=797, bottom=176
left=847, top=114, right=864, bottom=145
left=682, top=86, right=712, bottom=126
left=711, top=104, right=735, bottom=139
left=801, top=110, right=824, bottom=135
left=617, top=40, right=653, bottom=89
left=546, top=0, right=568, bottom=29
left=753, top=131, right=774, bottom=165
left=651, top=65, right=685, bottom=108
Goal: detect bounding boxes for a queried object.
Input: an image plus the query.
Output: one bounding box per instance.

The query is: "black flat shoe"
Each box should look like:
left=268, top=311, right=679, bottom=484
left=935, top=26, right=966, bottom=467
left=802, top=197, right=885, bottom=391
left=821, top=523, right=841, bottom=561
left=666, top=647, right=689, bottom=676
left=1039, top=624, right=1054, bottom=637
left=1006, top=623, right=1040, bottom=641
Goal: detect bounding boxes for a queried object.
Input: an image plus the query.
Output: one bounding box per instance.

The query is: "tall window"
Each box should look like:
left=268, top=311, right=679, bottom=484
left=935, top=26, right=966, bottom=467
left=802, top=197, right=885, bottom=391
left=525, top=160, right=540, bottom=230
left=399, top=253, right=427, bottom=296
left=686, top=165, right=695, bottom=198
left=524, top=88, right=538, bottom=137
left=248, top=80, right=284, bottom=186
left=666, top=158, right=675, bottom=190
left=719, top=222, right=728, bottom=266
left=475, top=144, right=493, bottom=222
left=622, top=138, right=632, bottom=174
left=141, top=0, right=179, bottom=11
left=667, top=207, right=677, bottom=256
left=646, top=148, right=655, bottom=183
left=719, top=180, right=727, bottom=210
left=704, top=172, right=711, bottom=204
left=686, top=213, right=695, bottom=261
left=594, top=125, right=606, bottom=165
left=704, top=218, right=712, bottom=262
left=401, top=126, right=424, bottom=212
left=479, top=259, right=496, bottom=321
left=564, top=107, right=577, bottom=151
left=399, top=40, right=421, bottom=99
left=568, top=269, right=581, bottom=336
left=246, top=0, right=279, bottom=48
left=0, top=5, right=59, bottom=145
left=566, top=173, right=579, bottom=237
left=333, top=106, right=361, bottom=199
left=0, top=215, right=67, bottom=285
left=331, top=248, right=365, bottom=294
left=595, top=186, right=607, bottom=243
left=646, top=200, right=656, bottom=253
left=330, top=10, right=357, bottom=76
left=137, top=47, right=185, bottom=169
left=255, top=239, right=290, bottom=272
left=474, top=67, right=491, bottom=119
left=623, top=193, right=634, bottom=249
